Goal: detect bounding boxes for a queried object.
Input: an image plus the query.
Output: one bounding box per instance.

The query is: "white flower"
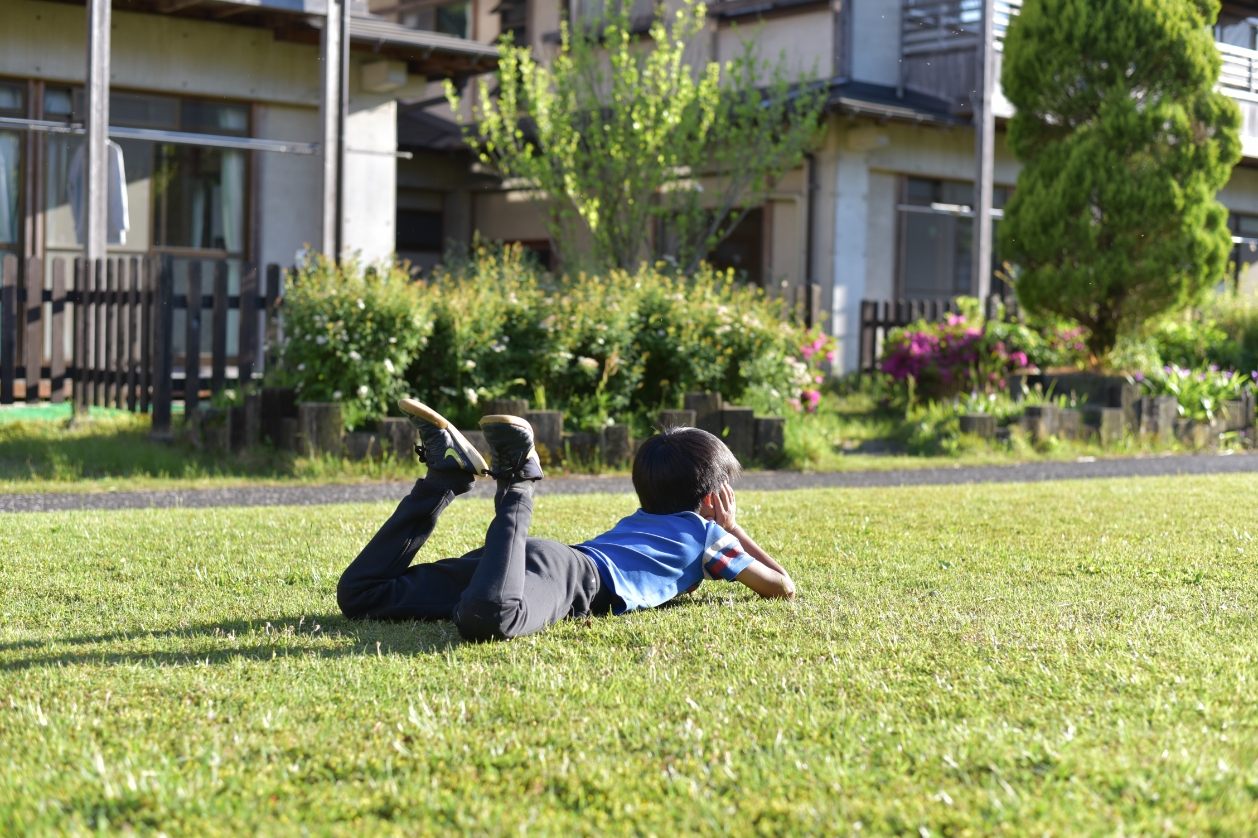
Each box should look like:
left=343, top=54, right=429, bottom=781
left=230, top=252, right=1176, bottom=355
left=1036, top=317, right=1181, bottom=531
left=332, top=390, right=342, bottom=400
left=297, top=364, right=306, bottom=372
left=389, top=337, right=397, bottom=344
left=348, top=350, right=361, bottom=362
left=316, top=335, right=327, bottom=345
left=464, top=388, right=478, bottom=405
left=464, top=359, right=476, bottom=369
left=383, top=358, right=395, bottom=374
left=357, top=298, right=365, bottom=310
left=357, top=385, right=370, bottom=399
left=577, top=356, right=599, bottom=371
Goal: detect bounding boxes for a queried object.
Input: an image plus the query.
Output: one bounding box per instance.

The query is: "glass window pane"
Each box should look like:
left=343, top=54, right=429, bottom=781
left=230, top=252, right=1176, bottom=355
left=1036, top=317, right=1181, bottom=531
left=111, top=91, right=178, bottom=129
left=1237, top=214, right=1258, bottom=236
left=903, top=212, right=953, bottom=297
left=436, top=1, right=469, bottom=37
left=904, top=176, right=936, bottom=206
left=0, top=82, right=23, bottom=114
left=939, top=180, right=972, bottom=206
left=154, top=144, right=245, bottom=253
left=180, top=100, right=248, bottom=135
left=0, top=131, right=20, bottom=245
left=44, top=88, right=73, bottom=117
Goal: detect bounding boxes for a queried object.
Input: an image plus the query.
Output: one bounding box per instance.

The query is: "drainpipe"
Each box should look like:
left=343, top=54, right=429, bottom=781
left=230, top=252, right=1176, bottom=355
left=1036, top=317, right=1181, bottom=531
left=804, top=152, right=819, bottom=329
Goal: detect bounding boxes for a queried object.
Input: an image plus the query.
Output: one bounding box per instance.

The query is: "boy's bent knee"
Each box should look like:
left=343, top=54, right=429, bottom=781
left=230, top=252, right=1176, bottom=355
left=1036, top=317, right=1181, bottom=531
left=453, top=598, right=523, bottom=642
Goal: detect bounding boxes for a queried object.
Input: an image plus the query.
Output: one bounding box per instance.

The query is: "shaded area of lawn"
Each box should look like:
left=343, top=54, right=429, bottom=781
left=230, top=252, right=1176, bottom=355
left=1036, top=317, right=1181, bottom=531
left=2, top=478, right=1256, bottom=834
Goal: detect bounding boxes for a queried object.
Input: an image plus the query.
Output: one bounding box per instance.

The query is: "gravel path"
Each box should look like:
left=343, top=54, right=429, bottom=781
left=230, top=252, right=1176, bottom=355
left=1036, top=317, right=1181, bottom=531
left=2, top=452, right=1256, bottom=513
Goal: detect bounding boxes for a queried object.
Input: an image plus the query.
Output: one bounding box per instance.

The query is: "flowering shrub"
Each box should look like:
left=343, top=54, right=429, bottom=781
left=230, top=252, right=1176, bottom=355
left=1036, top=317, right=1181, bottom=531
left=1140, top=364, right=1256, bottom=422
left=880, top=314, right=1026, bottom=400
left=405, top=245, right=815, bottom=431
left=278, top=255, right=430, bottom=430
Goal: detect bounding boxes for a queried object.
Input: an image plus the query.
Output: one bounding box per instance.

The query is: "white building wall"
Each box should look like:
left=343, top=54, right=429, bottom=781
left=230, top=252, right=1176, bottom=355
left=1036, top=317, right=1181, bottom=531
left=257, top=105, right=323, bottom=270
left=2, top=0, right=321, bottom=106
left=715, top=11, right=834, bottom=79
left=832, top=148, right=871, bottom=372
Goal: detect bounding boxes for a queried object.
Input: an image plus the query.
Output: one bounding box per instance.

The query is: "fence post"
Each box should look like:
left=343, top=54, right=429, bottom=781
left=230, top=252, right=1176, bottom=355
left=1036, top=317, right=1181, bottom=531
left=151, top=255, right=174, bottom=435
left=858, top=300, right=877, bottom=372
left=139, top=257, right=152, bottom=414
left=0, top=254, right=16, bottom=404
left=265, top=263, right=282, bottom=373
left=211, top=259, right=228, bottom=396
left=185, top=260, right=202, bottom=415
left=25, top=256, right=42, bottom=403
left=51, top=258, right=66, bottom=404
left=73, top=259, right=86, bottom=413
left=113, top=259, right=128, bottom=409
left=239, top=263, right=258, bottom=386
left=126, top=257, right=140, bottom=411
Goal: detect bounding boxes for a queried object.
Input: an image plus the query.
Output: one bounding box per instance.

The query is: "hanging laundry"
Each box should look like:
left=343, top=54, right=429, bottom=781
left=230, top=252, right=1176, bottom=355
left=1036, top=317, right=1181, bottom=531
left=68, top=140, right=130, bottom=246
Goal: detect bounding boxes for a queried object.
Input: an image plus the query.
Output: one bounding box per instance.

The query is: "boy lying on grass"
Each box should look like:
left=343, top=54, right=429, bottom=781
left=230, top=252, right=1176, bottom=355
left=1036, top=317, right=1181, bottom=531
left=337, top=400, right=795, bottom=641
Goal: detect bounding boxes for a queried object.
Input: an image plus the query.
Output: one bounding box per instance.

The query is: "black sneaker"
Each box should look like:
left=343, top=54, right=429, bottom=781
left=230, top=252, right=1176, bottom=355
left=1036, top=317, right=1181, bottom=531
left=398, top=399, right=488, bottom=476
left=478, top=414, right=544, bottom=481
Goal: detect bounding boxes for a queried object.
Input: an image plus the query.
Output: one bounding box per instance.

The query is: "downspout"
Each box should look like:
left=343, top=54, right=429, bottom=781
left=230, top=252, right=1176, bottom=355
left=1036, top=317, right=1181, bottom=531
left=804, top=151, right=818, bottom=328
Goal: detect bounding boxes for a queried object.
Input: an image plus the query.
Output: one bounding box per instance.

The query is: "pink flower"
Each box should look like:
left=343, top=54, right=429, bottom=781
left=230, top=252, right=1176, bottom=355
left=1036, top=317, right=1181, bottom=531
left=825, top=350, right=837, bottom=363
left=814, top=375, right=824, bottom=384
left=1011, top=351, right=1028, bottom=368
left=787, top=397, right=801, bottom=412
left=803, top=389, right=821, bottom=412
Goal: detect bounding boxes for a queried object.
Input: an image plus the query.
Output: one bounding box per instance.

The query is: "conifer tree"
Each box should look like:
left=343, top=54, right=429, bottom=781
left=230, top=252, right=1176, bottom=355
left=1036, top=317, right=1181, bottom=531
left=999, top=0, right=1241, bottom=361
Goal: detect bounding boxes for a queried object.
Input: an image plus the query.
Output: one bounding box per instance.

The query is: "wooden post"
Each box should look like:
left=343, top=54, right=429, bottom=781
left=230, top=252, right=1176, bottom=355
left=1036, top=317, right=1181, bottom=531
left=524, top=409, right=563, bottom=461
left=238, top=262, right=258, bottom=386
left=599, top=423, right=632, bottom=468
left=264, top=263, right=281, bottom=373
left=24, top=256, right=42, bottom=403
left=50, top=258, right=66, bottom=404
left=139, top=257, right=153, bottom=414
left=151, top=255, right=174, bottom=434
left=482, top=398, right=529, bottom=416
left=114, top=259, right=128, bottom=409
left=683, top=392, right=723, bottom=436
left=125, top=257, right=139, bottom=410
left=73, top=259, right=87, bottom=412
left=93, top=259, right=104, bottom=406
left=754, top=416, right=786, bottom=466
left=0, top=253, right=15, bottom=404
left=298, top=401, right=344, bottom=457
left=211, top=260, right=228, bottom=396
left=185, top=261, right=203, bottom=414
left=658, top=409, right=696, bottom=429
left=720, top=406, right=755, bottom=463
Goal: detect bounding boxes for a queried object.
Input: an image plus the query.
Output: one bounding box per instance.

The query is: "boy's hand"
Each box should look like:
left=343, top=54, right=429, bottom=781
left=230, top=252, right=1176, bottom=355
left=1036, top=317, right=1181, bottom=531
left=710, top=484, right=737, bottom=532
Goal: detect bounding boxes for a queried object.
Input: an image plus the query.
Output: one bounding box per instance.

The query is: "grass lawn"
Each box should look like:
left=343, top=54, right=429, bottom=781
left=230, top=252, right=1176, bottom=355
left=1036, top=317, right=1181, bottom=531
left=2, top=476, right=1257, bottom=835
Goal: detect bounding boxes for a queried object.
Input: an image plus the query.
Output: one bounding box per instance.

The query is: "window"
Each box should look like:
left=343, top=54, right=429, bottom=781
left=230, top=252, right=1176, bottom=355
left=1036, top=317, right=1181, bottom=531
left=401, top=0, right=470, bottom=37
left=1216, top=13, right=1258, bottom=49
left=897, top=176, right=1010, bottom=300
left=495, top=0, right=528, bottom=44
left=1229, top=212, right=1258, bottom=291
left=397, top=209, right=443, bottom=252
left=708, top=207, right=764, bottom=287
left=0, top=80, right=24, bottom=251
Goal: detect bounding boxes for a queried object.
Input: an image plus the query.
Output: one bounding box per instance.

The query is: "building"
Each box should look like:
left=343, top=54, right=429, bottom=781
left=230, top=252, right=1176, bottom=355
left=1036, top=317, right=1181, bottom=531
left=6, top=0, right=1258, bottom=381
left=384, top=0, right=1258, bottom=372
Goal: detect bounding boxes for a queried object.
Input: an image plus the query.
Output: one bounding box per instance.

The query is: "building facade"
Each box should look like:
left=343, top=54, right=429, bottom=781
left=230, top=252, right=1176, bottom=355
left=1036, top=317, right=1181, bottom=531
left=385, top=0, right=1258, bottom=371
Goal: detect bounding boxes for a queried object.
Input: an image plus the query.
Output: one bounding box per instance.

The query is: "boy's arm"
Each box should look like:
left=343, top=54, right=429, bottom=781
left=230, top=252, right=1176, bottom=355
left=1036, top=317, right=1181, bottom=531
left=706, top=485, right=795, bottom=600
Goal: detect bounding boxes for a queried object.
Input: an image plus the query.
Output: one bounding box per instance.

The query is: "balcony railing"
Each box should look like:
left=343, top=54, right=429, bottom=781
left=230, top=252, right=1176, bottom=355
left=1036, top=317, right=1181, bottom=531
left=1219, top=42, right=1258, bottom=103
left=900, top=0, right=1023, bottom=57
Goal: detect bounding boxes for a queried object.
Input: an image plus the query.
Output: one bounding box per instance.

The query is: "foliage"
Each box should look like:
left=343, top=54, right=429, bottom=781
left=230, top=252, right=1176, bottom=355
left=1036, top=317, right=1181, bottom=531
left=7, top=479, right=1258, bottom=834
left=408, top=246, right=816, bottom=433
left=276, top=255, right=431, bottom=430
left=880, top=313, right=1027, bottom=401
left=449, top=0, right=825, bottom=272
left=999, top=0, right=1242, bottom=359
left=1139, top=363, right=1256, bottom=422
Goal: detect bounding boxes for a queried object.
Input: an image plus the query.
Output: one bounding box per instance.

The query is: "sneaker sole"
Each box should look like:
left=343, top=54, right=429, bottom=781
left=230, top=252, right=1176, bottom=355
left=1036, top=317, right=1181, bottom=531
left=478, top=414, right=541, bottom=472
left=398, top=398, right=489, bottom=474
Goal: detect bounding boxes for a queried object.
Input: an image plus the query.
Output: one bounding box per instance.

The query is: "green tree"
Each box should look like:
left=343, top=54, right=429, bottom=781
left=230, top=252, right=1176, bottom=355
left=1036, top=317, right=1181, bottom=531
left=999, top=0, right=1241, bottom=362
left=448, top=0, right=825, bottom=273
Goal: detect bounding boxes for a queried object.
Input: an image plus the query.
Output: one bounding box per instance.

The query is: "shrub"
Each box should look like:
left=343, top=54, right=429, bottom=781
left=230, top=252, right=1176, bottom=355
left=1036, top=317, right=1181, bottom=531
left=407, top=246, right=816, bottom=432
left=277, top=255, right=431, bottom=431
left=880, top=313, right=1025, bottom=401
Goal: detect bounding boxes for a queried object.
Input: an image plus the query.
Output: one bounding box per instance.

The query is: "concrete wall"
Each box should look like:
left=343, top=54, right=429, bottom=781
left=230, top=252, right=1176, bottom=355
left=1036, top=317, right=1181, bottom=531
left=256, top=105, right=323, bottom=269
left=2, top=0, right=321, bottom=106
left=715, top=10, right=833, bottom=79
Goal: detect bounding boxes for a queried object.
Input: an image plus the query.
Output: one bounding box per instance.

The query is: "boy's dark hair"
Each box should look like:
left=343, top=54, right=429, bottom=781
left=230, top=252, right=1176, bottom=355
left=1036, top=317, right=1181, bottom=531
left=632, top=426, right=741, bottom=515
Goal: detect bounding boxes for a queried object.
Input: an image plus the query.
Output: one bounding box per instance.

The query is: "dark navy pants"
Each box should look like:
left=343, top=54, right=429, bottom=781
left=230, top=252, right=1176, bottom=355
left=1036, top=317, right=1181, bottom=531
left=337, top=477, right=611, bottom=641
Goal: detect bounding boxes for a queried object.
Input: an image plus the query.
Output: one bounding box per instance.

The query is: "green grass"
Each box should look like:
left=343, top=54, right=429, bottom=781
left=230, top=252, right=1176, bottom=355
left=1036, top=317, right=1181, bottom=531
left=3, top=477, right=1257, bottom=835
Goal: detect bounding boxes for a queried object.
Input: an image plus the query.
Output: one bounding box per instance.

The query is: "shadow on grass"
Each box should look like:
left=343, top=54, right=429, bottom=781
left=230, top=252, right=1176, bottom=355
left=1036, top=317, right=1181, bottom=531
left=0, top=613, right=471, bottom=670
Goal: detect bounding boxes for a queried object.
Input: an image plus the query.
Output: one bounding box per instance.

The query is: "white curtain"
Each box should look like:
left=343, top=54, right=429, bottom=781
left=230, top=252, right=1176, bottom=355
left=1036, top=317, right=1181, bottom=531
left=220, top=150, right=244, bottom=254
left=0, top=132, right=18, bottom=245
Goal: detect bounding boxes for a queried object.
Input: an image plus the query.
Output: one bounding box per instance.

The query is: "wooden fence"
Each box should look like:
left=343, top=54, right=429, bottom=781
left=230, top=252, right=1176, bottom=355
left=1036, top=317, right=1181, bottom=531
left=0, top=253, right=284, bottom=434
left=858, top=293, right=1019, bottom=372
